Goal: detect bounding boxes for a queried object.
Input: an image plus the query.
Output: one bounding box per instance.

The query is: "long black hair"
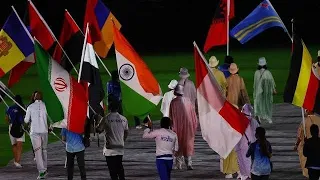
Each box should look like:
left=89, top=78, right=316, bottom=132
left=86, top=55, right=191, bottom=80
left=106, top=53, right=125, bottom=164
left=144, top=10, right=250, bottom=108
left=256, top=127, right=271, bottom=158
left=160, top=117, right=171, bottom=129
left=29, top=91, right=38, bottom=105
left=257, top=65, right=268, bottom=70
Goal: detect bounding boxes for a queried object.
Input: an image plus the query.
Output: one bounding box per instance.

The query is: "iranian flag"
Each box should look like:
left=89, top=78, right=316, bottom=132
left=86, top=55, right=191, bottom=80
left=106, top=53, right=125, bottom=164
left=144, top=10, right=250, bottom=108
left=194, top=42, right=249, bottom=158
left=35, top=41, right=88, bottom=134
left=113, top=25, right=162, bottom=118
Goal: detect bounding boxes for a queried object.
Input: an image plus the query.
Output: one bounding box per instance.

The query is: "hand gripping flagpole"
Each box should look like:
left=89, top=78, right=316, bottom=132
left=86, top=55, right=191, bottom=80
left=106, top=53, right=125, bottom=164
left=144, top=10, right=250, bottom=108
left=66, top=10, right=111, bottom=77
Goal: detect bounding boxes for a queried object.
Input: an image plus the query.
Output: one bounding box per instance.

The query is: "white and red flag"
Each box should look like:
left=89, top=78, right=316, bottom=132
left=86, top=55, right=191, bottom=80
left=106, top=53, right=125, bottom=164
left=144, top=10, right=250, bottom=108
left=194, top=41, right=249, bottom=158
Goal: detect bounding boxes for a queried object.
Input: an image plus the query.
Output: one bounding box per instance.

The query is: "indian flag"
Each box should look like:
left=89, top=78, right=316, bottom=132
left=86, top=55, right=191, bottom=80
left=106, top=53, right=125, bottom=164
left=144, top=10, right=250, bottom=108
left=35, top=41, right=88, bottom=134
left=113, top=25, right=162, bottom=118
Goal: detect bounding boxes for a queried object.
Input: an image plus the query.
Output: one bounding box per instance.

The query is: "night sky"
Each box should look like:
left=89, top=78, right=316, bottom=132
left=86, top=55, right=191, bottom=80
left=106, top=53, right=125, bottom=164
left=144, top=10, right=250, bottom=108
left=1, top=0, right=320, bottom=53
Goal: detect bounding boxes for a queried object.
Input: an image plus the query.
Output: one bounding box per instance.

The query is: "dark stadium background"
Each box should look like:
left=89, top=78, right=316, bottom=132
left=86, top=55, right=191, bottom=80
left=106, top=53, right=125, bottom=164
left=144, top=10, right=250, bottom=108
left=0, top=0, right=319, bottom=53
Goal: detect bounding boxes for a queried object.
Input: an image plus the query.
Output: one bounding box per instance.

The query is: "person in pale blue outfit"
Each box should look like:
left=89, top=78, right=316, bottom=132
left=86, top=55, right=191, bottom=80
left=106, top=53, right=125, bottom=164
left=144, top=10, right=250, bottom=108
left=246, top=127, right=272, bottom=180
left=253, top=57, right=276, bottom=124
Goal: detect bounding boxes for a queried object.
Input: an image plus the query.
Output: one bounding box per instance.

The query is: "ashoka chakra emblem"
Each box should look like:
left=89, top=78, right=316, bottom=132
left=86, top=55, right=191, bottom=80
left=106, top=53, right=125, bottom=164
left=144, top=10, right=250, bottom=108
left=119, top=64, right=135, bottom=81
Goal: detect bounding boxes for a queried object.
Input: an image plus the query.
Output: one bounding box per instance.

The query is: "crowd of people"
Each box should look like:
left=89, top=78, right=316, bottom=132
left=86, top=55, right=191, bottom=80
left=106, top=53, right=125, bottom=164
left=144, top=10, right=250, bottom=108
left=4, top=55, right=320, bottom=180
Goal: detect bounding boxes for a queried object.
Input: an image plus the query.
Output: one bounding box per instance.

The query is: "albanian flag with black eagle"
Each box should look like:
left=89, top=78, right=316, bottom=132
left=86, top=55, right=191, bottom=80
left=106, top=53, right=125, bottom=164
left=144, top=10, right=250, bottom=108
left=53, top=10, right=84, bottom=72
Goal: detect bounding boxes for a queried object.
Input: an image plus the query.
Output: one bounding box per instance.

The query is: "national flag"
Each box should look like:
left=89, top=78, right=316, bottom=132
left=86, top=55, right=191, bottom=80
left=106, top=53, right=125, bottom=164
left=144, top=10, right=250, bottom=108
left=8, top=53, right=34, bottom=88
left=113, top=25, right=162, bottom=119
left=28, top=0, right=56, bottom=50
left=283, top=32, right=320, bottom=114
left=35, top=41, right=88, bottom=134
left=230, top=0, right=287, bottom=44
left=53, top=10, right=84, bottom=72
left=0, top=9, right=33, bottom=77
left=7, top=11, right=35, bottom=88
left=84, top=0, right=121, bottom=58
left=194, top=41, right=249, bottom=158
left=203, top=0, right=234, bottom=52
left=79, top=24, right=105, bottom=117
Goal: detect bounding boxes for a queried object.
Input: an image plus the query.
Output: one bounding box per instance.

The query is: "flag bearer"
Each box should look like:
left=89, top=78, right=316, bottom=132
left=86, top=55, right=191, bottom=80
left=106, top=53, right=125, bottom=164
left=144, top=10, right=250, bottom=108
left=24, top=92, right=49, bottom=179
left=143, top=117, right=179, bottom=180
left=97, top=102, right=128, bottom=180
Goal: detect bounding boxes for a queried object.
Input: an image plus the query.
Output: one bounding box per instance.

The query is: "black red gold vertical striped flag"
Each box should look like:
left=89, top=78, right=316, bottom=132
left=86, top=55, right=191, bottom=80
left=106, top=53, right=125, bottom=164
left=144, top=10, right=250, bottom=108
left=284, top=32, right=320, bottom=113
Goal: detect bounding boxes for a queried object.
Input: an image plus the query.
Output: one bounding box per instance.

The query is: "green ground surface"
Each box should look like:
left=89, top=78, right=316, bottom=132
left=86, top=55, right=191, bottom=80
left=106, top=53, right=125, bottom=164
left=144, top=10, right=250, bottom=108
left=0, top=46, right=318, bottom=167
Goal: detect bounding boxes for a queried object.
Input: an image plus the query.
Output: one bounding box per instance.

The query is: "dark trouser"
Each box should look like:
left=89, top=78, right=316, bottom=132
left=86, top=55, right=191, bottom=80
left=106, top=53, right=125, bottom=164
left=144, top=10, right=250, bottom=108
left=251, top=174, right=269, bottom=180
left=67, top=151, right=86, bottom=180
left=134, top=116, right=140, bottom=126
left=308, top=168, right=320, bottom=180
left=156, top=159, right=173, bottom=180
left=106, top=155, right=125, bottom=180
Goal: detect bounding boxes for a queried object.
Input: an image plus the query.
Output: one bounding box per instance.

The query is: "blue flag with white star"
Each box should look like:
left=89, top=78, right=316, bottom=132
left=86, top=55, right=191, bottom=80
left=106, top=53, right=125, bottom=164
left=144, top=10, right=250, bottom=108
left=230, top=0, right=287, bottom=44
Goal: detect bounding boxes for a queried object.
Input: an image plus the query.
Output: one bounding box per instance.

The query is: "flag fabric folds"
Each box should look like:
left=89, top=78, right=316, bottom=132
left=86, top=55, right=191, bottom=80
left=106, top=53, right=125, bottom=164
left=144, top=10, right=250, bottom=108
left=79, top=25, right=105, bottom=117
left=113, top=25, right=162, bottom=119
left=194, top=41, right=249, bottom=158
left=8, top=53, right=34, bottom=88
left=28, top=0, right=56, bottom=50
left=53, top=10, right=84, bottom=72
left=84, top=0, right=121, bottom=58
left=230, top=0, right=287, bottom=44
left=283, top=33, right=320, bottom=114
left=35, top=41, right=88, bottom=134
left=0, top=11, right=33, bottom=77
left=203, top=0, right=234, bottom=52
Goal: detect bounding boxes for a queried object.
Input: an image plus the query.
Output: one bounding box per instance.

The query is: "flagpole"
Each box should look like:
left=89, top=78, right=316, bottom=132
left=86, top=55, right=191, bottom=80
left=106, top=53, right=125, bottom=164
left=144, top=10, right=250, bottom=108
left=76, top=23, right=99, bottom=117
left=226, top=0, right=230, bottom=56
left=66, top=10, right=111, bottom=77
left=28, top=0, right=78, bottom=74
left=0, top=81, right=14, bottom=97
left=267, top=0, right=292, bottom=42
left=78, top=23, right=89, bottom=83
left=291, top=18, right=306, bottom=137
left=11, top=6, right=34, bottom=43
left=193, top=41, right=225, bottom=98
left=0, top=93, right=9, bottom=108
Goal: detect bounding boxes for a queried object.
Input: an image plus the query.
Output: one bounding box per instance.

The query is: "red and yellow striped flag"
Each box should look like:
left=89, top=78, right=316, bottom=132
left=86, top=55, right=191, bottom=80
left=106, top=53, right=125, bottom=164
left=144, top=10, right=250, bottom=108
left=284, top=33, right=320, bottom=113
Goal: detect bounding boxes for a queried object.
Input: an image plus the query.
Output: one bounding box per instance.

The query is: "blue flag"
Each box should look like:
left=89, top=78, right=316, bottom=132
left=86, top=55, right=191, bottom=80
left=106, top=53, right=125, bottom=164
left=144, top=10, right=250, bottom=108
left=230, top=0, right=287, bottom=44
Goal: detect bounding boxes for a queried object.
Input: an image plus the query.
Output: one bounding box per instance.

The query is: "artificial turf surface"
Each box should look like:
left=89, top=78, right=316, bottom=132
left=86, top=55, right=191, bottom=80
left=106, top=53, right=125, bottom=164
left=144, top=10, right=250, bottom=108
left=0, top=45, right=318, bottom=166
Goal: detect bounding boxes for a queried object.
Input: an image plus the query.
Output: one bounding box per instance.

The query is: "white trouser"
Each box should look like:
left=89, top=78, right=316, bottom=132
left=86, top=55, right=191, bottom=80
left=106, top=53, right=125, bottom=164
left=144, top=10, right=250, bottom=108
left=31, top=133, right=48, bottom=173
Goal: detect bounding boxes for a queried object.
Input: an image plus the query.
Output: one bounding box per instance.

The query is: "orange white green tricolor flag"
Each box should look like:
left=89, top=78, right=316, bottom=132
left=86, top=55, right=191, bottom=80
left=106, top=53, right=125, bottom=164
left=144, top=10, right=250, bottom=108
left=113, top=25, right=162, bottom=119
left=194, top=41, right=249, bottom=158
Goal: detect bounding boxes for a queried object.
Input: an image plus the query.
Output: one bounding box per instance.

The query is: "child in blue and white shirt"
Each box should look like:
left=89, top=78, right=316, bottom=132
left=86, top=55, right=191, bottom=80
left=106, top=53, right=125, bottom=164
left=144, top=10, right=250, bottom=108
left=143, top=117, right=178, bottom=180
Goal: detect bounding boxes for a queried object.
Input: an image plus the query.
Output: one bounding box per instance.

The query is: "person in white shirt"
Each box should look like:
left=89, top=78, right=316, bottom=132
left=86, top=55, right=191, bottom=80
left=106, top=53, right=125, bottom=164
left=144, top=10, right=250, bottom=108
left=24, top=91, right=48, bottom=179
left=160, top=80, right=178, bottom=117
left=143, top=117, right=179, bottom=180
left=97, top=102, right=128, bottom=180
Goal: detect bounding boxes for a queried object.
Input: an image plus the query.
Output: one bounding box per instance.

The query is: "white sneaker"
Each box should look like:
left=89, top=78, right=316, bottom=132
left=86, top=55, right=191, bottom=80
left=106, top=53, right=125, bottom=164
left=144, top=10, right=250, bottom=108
left=14, top=162, right=22, bottom=168
left=225, top=174, right=233, bottom=179
left=173, top=164, right=182, bottom=170
left=135, top=125, right=142, bottom=129
left=241, top=175, right=249, bottom=180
